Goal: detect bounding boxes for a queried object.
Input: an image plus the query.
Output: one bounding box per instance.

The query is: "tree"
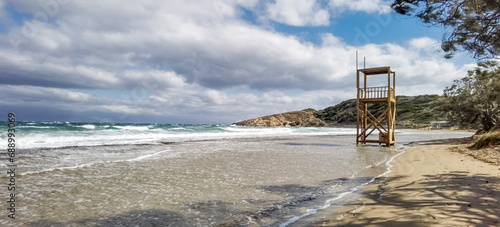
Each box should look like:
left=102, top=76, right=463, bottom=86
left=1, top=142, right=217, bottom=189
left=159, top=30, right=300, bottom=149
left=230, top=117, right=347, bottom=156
left=391, top=0, right=500, bottom=59
left=443, top=61, right=500, bottom=131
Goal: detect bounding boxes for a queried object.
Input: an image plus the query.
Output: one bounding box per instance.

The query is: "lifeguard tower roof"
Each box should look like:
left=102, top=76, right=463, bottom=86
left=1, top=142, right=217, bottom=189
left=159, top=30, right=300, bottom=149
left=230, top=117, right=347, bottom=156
left=358, top=66, right=394, bottom=75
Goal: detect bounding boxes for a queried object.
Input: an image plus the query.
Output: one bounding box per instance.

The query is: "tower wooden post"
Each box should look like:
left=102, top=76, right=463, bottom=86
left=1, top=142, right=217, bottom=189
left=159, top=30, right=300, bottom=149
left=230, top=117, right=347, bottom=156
left=356, top=67, right=396, bottom=146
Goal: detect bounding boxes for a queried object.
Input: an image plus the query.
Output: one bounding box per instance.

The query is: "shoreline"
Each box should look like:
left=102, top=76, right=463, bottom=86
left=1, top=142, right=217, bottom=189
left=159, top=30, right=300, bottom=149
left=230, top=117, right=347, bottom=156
left=312, top=138, right=500, bottom=226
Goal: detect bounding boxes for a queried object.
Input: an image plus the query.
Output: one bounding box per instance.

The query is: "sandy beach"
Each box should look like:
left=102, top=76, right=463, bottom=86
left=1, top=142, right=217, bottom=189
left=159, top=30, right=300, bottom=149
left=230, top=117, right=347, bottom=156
left=314, top=139, right=500, bottom=226
left=2, top=125, right=477, bottom=226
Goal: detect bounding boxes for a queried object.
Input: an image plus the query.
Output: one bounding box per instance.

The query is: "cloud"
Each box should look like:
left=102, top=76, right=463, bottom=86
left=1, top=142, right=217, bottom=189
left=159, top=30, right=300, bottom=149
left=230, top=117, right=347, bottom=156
left=0, top=49, right=121, bottom=89
left=261, top=0, right=393, bottom=26
left=328, top=0, right=392, bottom=14
left=2, top=0, right=344, bottom=91
left=0, top=0, right=475, bottom=123
left=0, top=85, right=92, bottom=104
left=265, top=0, right=330, bottom=26
left=0, top=84, right=341, bottom=123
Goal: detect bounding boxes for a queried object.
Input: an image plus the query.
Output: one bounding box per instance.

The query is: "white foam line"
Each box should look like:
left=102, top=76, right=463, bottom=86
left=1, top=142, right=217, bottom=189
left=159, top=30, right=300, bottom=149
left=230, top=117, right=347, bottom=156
left=279, top=146, right=409, bottom=227
left=123, top=150, right=168, bottom=162
left=279, top=209, right=317, bottom=227
left=20, top=149, right=170, bottom=176
left=20, top=162, right=97, bottom=176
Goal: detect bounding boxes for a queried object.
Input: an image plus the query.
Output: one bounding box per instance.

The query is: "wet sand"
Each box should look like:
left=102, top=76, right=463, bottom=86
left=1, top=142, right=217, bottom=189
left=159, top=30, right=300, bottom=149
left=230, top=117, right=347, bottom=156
left=314, top=139, right=500, bottom=226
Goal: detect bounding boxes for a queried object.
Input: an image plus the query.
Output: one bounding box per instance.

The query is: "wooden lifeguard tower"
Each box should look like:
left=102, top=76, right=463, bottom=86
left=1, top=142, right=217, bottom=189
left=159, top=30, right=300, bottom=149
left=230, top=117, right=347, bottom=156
left=356, top=66, right=396, bottom=146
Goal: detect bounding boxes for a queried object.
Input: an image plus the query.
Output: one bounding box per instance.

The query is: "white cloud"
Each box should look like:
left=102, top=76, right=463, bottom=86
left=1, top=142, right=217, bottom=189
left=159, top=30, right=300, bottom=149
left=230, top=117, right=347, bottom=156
left=262, top=0, right=393, bottom=26
left=409, top=37, right=440, bottom=49
left=329, top=0, right=392, bottom=14
left=265, top=0, right=330, bottom=26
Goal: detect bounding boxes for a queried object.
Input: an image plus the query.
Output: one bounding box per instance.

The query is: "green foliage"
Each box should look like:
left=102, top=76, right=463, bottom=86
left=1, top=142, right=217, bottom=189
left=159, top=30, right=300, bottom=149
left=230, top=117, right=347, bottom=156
left=315, top=95, right=448, bottom=127
left=444, top=61, right=500, bottom=131
left=315, top=99, right=357, bottom=124
left=391, top=0, right=500, bottom=59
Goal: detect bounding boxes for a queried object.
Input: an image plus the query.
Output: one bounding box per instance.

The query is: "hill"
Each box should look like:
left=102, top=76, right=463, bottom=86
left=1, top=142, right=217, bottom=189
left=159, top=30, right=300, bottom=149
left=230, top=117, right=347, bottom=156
left=234, top=109, right=327, bottom=127
left=236, top=95, right=449, bottom=128
left=316, top=95, right=449, bottom=128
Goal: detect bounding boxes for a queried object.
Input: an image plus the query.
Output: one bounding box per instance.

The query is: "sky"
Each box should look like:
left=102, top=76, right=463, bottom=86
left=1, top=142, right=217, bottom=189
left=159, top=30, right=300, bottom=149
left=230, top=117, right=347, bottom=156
left=0, top=0, right=478, bottom=124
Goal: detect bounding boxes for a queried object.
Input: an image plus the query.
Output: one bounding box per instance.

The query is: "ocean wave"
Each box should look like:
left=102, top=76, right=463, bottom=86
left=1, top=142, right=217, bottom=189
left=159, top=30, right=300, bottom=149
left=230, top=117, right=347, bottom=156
left=12, top=123, right=360, bottom=149
left=224, top=126, right=294, bottom=134
left=18, top=134, right=163, bottom=149
left=16, top=125, right=54, bottom=129
left=6, top=128, right=358, bottom=150
left=80, top=124, right=96, bottom=130
left=113, top=125, right=151, bottom=131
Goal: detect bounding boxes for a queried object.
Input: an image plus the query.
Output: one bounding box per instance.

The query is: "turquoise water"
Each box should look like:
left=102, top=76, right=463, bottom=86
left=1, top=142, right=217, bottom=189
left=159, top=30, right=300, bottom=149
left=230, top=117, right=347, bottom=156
left=0, top=122, right=472, bottom=226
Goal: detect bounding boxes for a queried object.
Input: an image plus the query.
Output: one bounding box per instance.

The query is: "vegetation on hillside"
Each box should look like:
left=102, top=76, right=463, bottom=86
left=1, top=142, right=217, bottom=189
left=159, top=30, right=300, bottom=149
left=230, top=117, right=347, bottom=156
left=315, top=95, right=448, bottom=128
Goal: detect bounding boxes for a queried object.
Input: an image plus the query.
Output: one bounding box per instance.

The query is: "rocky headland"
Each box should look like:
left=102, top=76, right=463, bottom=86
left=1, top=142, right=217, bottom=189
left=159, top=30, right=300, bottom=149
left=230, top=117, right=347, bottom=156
left=234, top=109, right=326, bottom=127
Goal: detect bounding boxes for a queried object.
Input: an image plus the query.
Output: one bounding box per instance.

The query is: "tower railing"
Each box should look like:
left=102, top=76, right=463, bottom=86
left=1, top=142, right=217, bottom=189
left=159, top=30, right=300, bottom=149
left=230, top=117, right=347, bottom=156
left=358, top=86, right=395, bottom=100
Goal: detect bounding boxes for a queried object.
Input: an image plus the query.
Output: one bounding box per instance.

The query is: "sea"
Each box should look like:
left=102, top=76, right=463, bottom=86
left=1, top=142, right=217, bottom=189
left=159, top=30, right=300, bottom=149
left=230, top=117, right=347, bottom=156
left=0, top=121, right=473, bottom=226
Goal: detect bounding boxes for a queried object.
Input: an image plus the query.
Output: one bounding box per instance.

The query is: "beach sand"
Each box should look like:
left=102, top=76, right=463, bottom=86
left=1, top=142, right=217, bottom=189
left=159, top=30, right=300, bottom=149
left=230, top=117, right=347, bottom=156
left=314, top=139, right=500, bottom=226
